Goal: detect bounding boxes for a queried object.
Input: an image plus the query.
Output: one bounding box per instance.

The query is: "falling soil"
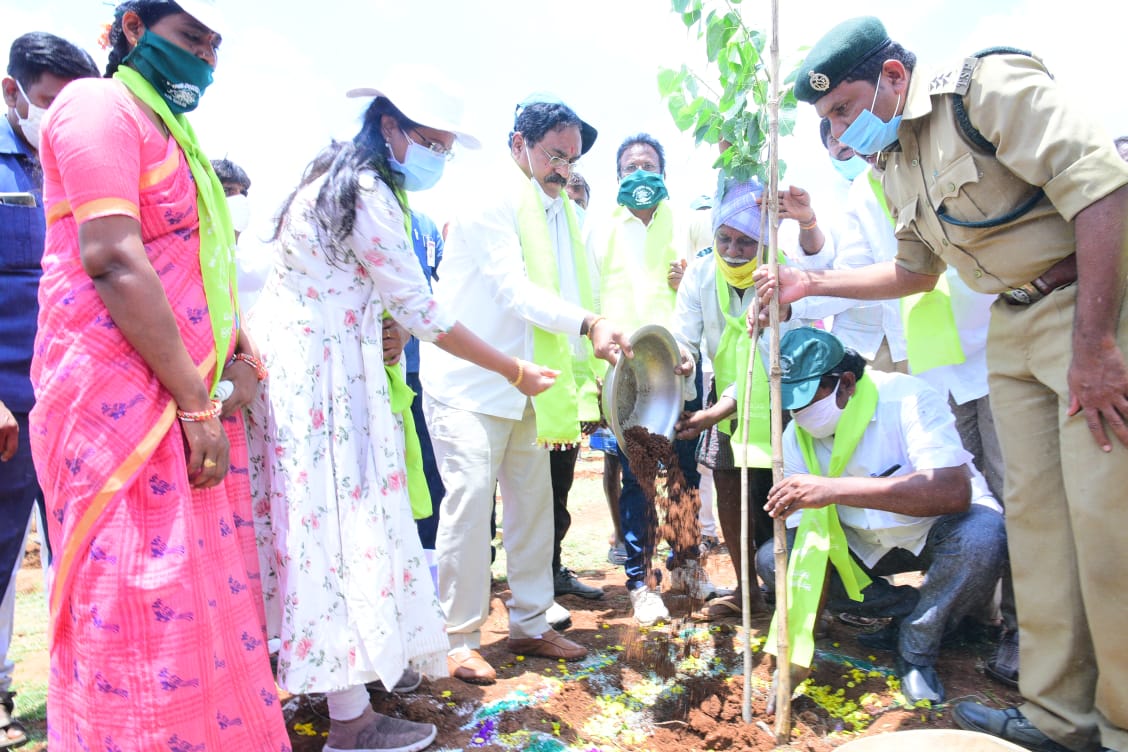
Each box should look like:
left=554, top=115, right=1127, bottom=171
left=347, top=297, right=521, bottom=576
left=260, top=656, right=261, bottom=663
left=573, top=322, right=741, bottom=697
left=621, top=426, right=703, bottom=590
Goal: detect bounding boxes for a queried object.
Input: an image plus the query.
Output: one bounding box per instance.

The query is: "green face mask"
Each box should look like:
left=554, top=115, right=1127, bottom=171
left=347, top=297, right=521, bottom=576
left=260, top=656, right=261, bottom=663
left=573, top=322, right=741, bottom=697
left=617, top=170, right=668, bottom=210
left=124, top=30, right=214, bottom=114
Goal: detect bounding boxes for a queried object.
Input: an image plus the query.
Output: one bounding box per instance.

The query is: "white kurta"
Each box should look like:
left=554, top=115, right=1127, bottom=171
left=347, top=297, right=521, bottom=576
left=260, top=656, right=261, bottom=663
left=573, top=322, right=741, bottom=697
left=245, top=172, right=452, bottom=694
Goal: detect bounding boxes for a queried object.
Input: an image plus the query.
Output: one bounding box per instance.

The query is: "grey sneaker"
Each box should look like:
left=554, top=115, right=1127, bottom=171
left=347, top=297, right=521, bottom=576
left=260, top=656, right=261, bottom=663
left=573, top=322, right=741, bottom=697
left=366, top=668, right=422, bottom=694
left=324, top=705, right=437, bottom=752
left=554, top=567, right=604, bottom=600
left=607, top=544, right=628, bottom=566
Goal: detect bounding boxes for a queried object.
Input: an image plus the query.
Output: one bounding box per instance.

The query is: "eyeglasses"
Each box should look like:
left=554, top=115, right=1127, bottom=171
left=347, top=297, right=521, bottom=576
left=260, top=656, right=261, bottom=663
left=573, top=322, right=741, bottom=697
left=405, top=129, right=455, bottom=162
left=538, top=145, right=580, bottom=173
left=621, top=161, right=660, bottom=175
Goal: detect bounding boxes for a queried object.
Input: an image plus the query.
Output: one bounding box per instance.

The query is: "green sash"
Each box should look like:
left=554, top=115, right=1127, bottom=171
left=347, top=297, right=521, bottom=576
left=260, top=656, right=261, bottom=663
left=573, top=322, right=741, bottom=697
left=114, top=66, right=237, bottom=392
left=385, top=200, right=430, bottom=519
left=709, top=262, right=771, bottom=468
left=511, top=163, right=581, bottom=447
left=867, top=171, right=965, bottom=372
left=600, top=203, right=678, bottom=333
left=562, top=196, right=600, bottom=422
left=766, top=375, right=877, bottom=668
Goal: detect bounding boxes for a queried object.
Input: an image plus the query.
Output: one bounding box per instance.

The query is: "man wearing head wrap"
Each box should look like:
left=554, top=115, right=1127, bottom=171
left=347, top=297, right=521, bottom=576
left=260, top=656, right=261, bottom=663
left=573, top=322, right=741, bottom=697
left=671, top=179, right=806, bottom=621
left=758, top=16, right=1128, bottom=751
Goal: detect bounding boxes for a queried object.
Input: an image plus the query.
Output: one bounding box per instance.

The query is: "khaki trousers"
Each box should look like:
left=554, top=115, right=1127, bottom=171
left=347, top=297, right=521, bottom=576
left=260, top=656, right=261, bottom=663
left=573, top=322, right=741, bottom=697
left=988, top=284, right=1128, bottom=752
left=424, top=397, right=554, bottom=649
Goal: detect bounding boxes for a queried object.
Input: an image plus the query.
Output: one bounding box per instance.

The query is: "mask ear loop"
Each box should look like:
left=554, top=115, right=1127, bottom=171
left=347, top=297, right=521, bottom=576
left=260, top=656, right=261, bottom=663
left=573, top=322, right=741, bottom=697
left=871, top=68, right=903, bottom=122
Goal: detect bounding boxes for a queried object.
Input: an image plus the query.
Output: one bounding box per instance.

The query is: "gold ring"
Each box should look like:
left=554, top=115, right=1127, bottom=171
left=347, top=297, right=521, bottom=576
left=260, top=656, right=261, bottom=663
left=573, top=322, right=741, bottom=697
left=203, top=459, right=218, bottom=469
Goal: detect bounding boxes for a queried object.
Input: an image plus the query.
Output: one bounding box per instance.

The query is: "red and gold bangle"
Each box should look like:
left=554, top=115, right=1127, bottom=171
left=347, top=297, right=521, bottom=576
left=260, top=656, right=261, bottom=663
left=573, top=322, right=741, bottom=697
left=233, top=352, right=268, bottom=381
left=176, top=399, right=222, bottom=422
left=799, top=216, right=818, bottom=231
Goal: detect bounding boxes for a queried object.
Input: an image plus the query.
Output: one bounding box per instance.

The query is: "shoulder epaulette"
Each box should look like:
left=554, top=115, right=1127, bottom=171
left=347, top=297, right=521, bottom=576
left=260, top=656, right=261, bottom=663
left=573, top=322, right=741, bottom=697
left=927, top=57, right=978, bottom=97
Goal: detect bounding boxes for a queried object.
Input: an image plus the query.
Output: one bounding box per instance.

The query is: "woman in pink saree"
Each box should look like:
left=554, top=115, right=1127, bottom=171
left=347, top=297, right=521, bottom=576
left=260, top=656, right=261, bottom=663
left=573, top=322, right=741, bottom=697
left=29, top=1, right=290, bottom=749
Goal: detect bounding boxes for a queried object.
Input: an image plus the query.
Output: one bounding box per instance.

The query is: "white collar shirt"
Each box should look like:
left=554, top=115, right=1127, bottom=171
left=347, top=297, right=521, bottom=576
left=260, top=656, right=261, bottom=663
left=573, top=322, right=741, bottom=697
left=782, top=370, right=997, bottom=567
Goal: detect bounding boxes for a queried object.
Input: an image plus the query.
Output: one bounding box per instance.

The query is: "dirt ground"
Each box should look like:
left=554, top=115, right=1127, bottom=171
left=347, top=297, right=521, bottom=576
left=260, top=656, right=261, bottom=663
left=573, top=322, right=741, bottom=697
left=13, top=449, right=1020, bottom=751
left=278, top=451, right=1022, bottom=752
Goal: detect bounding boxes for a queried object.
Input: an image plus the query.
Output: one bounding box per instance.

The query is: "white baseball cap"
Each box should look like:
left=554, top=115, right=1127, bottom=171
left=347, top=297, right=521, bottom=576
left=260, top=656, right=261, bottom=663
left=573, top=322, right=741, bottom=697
left=170, top=0, right=226, bottom=35
left=347, top=66, right=480, bottom=150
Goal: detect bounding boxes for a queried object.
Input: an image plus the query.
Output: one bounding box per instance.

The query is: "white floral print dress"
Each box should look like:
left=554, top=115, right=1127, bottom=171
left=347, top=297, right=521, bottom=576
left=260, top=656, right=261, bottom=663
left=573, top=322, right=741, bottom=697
left=245, top=171, right=452, bottom=695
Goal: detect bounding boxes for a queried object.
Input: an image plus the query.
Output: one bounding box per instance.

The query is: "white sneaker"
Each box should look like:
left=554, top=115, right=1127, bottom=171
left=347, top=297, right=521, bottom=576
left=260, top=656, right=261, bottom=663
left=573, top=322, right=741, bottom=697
left=546, top=601, right=572, bottom=630
left=629, top=586, right=669, bottom=626
left=668, top=561, right=727, bottom=601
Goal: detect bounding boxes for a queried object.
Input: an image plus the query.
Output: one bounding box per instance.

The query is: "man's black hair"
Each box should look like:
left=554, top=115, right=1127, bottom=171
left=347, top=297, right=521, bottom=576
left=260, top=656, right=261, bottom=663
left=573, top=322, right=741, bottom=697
left=7, top=32, right=99, bottom=88
left=211, top=158, right=251, bottom=193
left=840, top=41, right=916, bottom=87
left=827, top=348, right=867, bottom=382
left=615, top=133, right=666, bottom=179
left=509, top=102, right=581, bottom=149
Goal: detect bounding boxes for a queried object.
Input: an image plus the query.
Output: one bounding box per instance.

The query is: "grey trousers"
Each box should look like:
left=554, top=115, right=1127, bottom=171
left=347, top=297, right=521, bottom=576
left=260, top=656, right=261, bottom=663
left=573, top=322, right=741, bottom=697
left=757, top=504, right=1006, bottom=666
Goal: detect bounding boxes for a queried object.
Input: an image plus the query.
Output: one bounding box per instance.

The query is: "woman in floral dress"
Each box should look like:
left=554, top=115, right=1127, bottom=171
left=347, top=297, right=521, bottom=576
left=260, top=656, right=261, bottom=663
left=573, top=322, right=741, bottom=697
left=244, top=75, right=556, bottom=752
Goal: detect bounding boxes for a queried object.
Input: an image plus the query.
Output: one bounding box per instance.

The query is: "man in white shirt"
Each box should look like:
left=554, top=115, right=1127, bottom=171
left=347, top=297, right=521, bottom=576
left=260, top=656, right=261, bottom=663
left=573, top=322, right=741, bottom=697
left=756, top=328, right=1006, bottom=705
left=421, top=95, right=629, bottom=685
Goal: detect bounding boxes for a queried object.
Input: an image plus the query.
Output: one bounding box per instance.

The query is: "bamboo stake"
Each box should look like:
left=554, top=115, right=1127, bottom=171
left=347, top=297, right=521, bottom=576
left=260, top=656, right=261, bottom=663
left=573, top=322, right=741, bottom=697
left=765, top=0, right=792, bottom=741
left=738, top=307, right=761, bottom=724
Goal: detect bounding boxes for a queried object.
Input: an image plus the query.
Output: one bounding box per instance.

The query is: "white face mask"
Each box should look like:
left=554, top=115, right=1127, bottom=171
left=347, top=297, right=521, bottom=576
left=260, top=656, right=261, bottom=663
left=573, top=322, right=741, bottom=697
left=226, top=193, right=251, bottom=234
left=792, top=380, right=844, bottom=438
left=14, top=79, right=47, bottom=150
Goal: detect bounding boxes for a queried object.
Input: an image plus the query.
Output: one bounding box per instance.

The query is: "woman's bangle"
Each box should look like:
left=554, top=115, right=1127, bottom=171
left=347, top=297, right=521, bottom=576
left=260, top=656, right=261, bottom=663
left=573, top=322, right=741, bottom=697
left=232, top=352, right=267, bottom=381
left=177, top=399, right=222, bottom=422
left=799, top=217, right=818, bottom=231
left=583, top=316, right=607, bottom=340
left=508, top=357, right=524, bottom=387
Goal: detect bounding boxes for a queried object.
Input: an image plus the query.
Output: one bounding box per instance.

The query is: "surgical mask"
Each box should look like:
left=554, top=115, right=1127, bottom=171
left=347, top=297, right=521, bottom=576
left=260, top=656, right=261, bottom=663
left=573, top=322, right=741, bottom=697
left=832, top=154, right=868, bottom=181
left=123, top=30, right=214, bottom=114
left=389, top=132, right=446, bottom=191
left=617, top=170, right=668, bottom=210
left=792, top=381, right=844, bottom=438
left=838, top=71, right=902, bottom=156
left=226, top=193, right=250, bottom=234
left=13, top=79, right=47, bottom=149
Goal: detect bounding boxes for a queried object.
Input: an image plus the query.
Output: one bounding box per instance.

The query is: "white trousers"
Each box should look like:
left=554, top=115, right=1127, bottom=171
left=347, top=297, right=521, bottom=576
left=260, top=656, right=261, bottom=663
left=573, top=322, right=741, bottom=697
left=423, top=397, right=553, bottom=649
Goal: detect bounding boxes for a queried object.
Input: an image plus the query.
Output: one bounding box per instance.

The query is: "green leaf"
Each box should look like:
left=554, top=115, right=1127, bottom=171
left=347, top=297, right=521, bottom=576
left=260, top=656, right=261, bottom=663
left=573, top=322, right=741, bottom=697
left=672, top=0, right=690, bottom=12
left=682, top=9, right=701, bottom=27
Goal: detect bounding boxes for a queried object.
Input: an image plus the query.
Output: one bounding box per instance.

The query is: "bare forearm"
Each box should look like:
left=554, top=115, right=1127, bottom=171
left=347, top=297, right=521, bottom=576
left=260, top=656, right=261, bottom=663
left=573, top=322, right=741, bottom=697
left=435, top=322, right=521, bottom=383
left=830, top=467, right=970, bottom=517
left=1073, top=185, right=1128, bottom=347
left=806, top=261, right=936, bottom=300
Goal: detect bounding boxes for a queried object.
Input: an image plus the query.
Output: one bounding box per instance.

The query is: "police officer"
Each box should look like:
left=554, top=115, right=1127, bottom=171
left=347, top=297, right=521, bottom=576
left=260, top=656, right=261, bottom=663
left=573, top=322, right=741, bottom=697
left=755, top=16, right=1128, bottom=752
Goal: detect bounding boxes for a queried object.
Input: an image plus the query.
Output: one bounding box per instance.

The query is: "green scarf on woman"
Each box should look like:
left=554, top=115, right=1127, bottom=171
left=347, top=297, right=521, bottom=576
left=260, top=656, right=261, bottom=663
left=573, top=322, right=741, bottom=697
left=114, top=66, right=237, bottom=393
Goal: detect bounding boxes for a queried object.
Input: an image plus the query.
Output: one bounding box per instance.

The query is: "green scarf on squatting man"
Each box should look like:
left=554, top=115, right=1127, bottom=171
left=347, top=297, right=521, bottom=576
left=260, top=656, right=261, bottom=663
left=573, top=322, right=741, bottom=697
left=866, top=170, right=965, bottom=372
left=115, top=66, right=237, bottom=395
left=766, top=375, right=877, bottom=669
left=511, top=160, right=582, bottom=447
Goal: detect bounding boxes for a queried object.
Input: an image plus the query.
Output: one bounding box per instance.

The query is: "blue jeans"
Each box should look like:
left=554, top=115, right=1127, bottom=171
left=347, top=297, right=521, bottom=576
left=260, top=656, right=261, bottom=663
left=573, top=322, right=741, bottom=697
left=618, top=363, right=703, bottom=590
left=0, top=411, right=38, bottom=596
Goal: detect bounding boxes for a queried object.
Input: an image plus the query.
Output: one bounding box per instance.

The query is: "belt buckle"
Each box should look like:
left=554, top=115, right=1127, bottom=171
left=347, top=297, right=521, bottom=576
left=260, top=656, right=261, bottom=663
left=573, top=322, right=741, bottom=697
left=1001, top=282, right=1043, bottom=306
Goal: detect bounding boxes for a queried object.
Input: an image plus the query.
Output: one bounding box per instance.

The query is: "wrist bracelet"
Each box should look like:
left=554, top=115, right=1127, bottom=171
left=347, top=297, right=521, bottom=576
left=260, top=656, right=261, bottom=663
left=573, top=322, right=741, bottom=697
left=508, top=357, right=524, bottom=387
left=799, top=218, right=818, bottom=231
left=232, top=352, right=268, bottom=381
left=584, top=316, right=607, bottom=340
left=177, top=398, right=222, bottom=422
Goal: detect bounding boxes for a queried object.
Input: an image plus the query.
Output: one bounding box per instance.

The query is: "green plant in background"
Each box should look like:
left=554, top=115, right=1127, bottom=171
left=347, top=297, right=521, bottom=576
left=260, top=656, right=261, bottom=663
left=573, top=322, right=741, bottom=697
left=658, top=0, right=802, bottom=186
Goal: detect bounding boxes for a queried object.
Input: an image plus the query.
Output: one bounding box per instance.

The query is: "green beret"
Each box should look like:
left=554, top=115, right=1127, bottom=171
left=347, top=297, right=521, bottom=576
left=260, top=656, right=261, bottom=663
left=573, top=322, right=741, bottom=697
left=779, top=328, right=845, bottom=410
left=795, top=17, right=891, bottom=104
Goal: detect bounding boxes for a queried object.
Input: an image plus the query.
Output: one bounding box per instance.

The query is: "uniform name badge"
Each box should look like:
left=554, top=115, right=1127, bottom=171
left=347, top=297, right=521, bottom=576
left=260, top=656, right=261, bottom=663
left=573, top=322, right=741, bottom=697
left=426, top=237, right=436, bottom=268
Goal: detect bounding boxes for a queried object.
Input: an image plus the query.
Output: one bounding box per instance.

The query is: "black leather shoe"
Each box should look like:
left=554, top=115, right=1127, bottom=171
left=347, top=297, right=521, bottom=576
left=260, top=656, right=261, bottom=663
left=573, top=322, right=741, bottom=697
left=952, top=703, right=1072, bottom=752
left=857, top=623, right=898, bottom=652
left=895, top=655, right=944, bottom=704
left=554, top=567, right=604, bottom=600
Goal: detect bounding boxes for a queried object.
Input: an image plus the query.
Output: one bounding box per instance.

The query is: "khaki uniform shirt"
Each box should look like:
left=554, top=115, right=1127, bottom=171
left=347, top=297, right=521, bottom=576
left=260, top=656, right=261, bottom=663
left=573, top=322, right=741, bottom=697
left=879, top=53, right=1128, bottom=295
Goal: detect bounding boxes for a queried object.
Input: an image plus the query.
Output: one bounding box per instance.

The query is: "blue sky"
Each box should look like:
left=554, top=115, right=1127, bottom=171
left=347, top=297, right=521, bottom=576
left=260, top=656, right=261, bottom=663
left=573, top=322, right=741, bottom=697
left=6, top=0, right=1126, bottom=256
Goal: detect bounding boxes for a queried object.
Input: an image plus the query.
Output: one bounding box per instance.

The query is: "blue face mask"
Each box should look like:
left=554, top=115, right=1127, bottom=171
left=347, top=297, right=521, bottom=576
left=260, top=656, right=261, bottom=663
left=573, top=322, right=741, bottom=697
left=389, top=133, right=446, bottom=191
left=832, top=154, right=869, bottom=181
left=838, top=71, right=902, bottom=156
